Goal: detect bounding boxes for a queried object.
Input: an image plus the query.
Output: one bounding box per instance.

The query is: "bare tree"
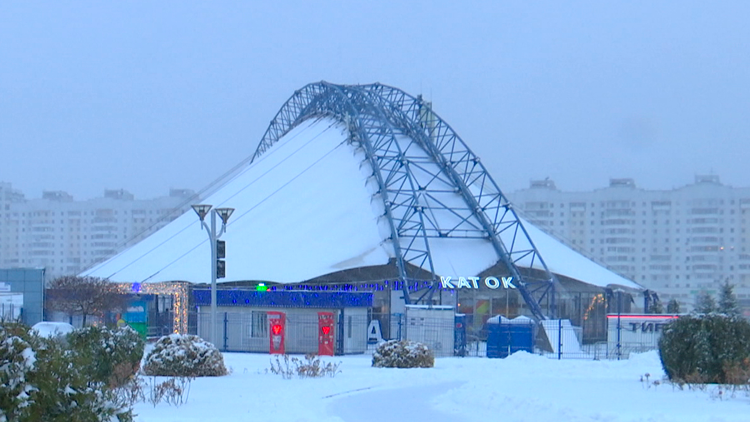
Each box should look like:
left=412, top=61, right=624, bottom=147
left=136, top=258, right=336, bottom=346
left=46, top=276, right=128, bottom=326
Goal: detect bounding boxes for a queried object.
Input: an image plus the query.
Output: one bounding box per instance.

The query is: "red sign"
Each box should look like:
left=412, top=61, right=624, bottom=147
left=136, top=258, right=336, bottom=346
left=317, top=312, right=335, bottom=356
left=267, top=311, right=286, bottom=354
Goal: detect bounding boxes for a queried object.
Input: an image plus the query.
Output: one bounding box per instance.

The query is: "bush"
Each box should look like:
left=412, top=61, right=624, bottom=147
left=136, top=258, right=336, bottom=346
left=67, top=325, right=145, bottom=388
left=372, top=340, right=434, bottom=368
left=268, top=354, right=342, bottom=379
left=142, top=334, right=228, bottom=377
left=659, top=314, right=750, bottom=384
left=0, top=323, right=37, bottom=421
left=0, top=322, right=137, bottom=422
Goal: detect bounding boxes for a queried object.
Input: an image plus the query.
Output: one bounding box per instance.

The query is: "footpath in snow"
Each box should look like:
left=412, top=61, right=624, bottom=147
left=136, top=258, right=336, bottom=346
left=134, top=351, right=750, bottom=422
left=327, top=381, right=469, bottom=422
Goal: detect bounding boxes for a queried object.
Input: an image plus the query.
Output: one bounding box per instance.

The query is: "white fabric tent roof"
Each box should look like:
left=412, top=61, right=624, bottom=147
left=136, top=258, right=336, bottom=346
left=83, top=118, right=641, bottom=290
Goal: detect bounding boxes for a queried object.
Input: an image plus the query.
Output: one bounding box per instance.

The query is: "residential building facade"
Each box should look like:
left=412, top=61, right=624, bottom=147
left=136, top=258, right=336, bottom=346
left=0, top=182, right=195, bottom=280
left=508, top=176, right=750, bottom=311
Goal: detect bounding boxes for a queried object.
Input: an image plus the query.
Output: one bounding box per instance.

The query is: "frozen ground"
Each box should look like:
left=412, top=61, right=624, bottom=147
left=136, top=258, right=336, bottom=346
left=134, top=350, right=750, bottom=422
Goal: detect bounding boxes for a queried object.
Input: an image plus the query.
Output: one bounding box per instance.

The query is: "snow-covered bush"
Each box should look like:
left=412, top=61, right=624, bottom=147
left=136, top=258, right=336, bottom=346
left=0, top=322, right=136, bottom=421
left=372, top=340, right=434, bottom=368
left=659, top=314, right=750, bottom=384
left=67, top=325, right=145, bottom=388
left=0, top=323, right=37, bottom=421
left=142, top=334, right=228, bottom=377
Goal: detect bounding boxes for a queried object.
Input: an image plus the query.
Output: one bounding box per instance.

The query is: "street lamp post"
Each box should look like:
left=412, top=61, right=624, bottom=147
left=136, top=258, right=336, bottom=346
left=192, top=204, right=235, bottom=346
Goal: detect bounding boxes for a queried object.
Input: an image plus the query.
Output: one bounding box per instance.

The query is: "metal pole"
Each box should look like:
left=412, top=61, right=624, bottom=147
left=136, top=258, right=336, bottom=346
left=616, top=292, right=622, bottom=361
left=557, top=318, right=563, bottom=360
left=210, top=210, right=218, bottom=346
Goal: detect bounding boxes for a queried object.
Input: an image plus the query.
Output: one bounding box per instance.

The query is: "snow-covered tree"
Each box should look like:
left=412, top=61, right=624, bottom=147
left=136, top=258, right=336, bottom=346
left=667, top=299, right=681, bottom=314
left=659, top=314, right=750, bottom=383
left=718, top=279, right=741, bottom=318
left=694, top=290, right=716, bottom=314
left=0, top=322, right=137, bottom=421
left=649, top=300, right=664, bottom=314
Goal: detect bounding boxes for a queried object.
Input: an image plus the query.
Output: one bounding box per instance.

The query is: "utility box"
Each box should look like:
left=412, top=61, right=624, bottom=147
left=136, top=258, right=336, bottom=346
left=404, top=305, right=455, bottom=357
left=487, top=315, right=536, bottom=358
left=317, top=311, right=335, bottom=356
left=268, top=311, right=286, bottom=354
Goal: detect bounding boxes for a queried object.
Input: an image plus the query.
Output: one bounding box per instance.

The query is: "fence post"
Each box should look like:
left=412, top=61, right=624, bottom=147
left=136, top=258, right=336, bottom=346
left=616, top=292, right=622, bottom=361
left=557, top=319, right=563, bottom=360
left=336, top=309, right=345, bottom=355
left=223, top=312, right=228, bottom=352
left=397, top=313, right=403, bottom=341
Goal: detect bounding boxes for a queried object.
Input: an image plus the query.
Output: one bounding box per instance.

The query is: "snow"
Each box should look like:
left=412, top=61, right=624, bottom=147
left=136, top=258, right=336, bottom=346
left=83, top=119, right=391, bottom=284
left=518, top=216, right=641, bottom=289
left=540, top=319, right=582, bottom=355
left=31, top=322, right=75, bottom=338
left=82, top=117, right=640, bottom=291
left=487, top=315, right=534, bottom=324
left=133, top=350, right=750, bottom=422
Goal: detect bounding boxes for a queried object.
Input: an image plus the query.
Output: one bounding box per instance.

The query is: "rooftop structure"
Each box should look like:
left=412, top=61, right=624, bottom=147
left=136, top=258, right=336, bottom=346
left=84, top=82, right=642, bottom=321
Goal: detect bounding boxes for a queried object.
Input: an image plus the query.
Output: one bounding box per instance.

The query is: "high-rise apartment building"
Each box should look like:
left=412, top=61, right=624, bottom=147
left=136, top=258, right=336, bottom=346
left=508, top=176, right=750, bottom=311
left=0, top=182, right=196, bottom=279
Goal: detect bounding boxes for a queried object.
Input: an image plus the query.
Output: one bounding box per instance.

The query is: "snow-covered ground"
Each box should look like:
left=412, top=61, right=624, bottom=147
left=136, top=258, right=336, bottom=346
left=134, top=351, right=749, bottom=422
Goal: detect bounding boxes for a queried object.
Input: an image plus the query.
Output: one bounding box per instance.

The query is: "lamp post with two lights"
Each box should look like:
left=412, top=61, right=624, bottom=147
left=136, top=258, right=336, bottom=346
left=191, top=204, right=235, bottom=346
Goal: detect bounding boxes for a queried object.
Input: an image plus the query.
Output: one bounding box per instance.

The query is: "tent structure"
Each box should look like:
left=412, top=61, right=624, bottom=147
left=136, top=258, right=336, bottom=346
left=83, top=82, right=641, bottom=320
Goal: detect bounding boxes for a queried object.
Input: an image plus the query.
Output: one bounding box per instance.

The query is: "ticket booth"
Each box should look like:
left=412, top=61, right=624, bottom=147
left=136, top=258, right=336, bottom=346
left=194, top=290, right=371, bottom=354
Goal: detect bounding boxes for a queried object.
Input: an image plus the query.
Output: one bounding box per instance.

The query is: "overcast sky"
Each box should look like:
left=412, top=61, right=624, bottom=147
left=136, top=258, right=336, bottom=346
left=1, top=1, right=748, bottom=200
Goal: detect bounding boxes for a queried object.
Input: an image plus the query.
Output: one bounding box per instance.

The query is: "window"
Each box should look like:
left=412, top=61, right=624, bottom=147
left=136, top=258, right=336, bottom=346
left=250, top=311, right=267, bottom=338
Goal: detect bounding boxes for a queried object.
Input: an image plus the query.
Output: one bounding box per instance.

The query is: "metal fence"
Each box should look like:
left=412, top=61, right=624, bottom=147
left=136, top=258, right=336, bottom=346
left=164, top=308, right=663, bottom=360
left=384, top=313, right=663, bottom=360
left=0, top=303, right=21, bottom=322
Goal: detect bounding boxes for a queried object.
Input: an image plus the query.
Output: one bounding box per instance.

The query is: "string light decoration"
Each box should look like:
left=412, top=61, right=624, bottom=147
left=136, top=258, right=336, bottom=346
left=114, top=281, right=190, bottom=334
left=583, top=293, right=605, bottom=322
left=269, top=279, right=436, bottom=293
left=193, top=289, right=372, bottom=309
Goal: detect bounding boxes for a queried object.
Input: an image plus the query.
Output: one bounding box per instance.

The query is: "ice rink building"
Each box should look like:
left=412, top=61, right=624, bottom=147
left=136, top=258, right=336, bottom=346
left=83, top=83, right=644, bottom=351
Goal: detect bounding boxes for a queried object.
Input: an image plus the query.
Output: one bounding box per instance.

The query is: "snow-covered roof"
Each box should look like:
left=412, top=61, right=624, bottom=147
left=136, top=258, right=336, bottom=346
left=83, top=118, right=641, bottom=291
left=83, top=119, right=391, bottom=284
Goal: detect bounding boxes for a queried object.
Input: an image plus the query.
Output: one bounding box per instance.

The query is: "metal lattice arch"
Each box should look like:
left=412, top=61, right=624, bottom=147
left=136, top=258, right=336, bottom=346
left=84, top=81, right=643, bottom=321
left=252, top=82, right=558, bottom=319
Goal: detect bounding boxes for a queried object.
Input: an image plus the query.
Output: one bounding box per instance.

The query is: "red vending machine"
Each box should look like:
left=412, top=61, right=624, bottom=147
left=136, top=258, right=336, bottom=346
left=268, top=311, right=286, bottom=354
left=317, top=311, right=335, bottom=356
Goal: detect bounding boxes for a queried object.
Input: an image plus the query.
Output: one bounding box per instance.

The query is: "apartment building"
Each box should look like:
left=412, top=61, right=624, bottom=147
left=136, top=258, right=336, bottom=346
left=0, top=182, right=195, bottom=279
left=508, top=176, right=750, bottom=310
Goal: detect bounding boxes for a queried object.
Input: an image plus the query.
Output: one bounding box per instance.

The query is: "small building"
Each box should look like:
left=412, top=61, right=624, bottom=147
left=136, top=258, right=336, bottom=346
left=607, top=313, right=679, bottom=358
left=0, top=268, right=45, bottom=326
left=194, top=289, right=372, bottom=354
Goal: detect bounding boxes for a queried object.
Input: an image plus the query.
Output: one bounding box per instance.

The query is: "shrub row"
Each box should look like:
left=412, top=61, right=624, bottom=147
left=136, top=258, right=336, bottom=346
left=0, top=323, right=145, bottom=422
left=659, top=314, right=750, bottom=384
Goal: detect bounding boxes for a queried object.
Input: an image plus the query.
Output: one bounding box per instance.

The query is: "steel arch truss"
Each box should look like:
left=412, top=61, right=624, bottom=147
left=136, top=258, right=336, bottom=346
left=251, top=82, right=558, bottom=319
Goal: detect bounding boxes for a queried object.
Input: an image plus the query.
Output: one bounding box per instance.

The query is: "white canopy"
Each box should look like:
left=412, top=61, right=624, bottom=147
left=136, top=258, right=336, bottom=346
left=83, top=118, right=641, bottom=290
